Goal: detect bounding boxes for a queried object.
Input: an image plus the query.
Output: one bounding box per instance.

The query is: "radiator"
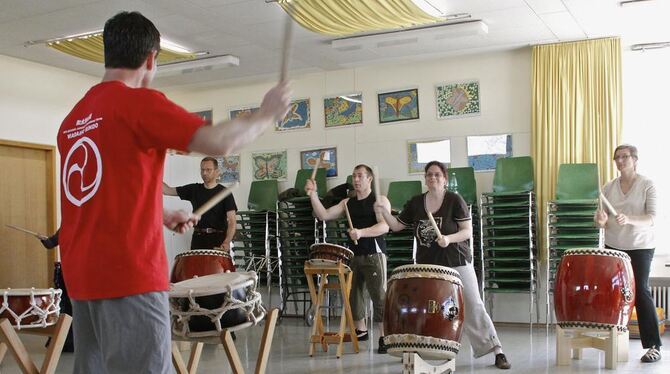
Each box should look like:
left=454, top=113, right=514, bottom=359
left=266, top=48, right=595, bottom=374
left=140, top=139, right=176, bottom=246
left=651, top=286, right=669, bottom=324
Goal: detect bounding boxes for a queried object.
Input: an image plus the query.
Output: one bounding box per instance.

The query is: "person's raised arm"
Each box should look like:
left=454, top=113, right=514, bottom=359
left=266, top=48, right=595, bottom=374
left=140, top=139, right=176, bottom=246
left=188, top=82, right=291, bottom=155
left=305, top=178, right=345, bottom=221
left=162, top=182, right=178, bottom=196
left=349, top=195, right=391, bottom=241
left=374, top=200, right=406, bottom=232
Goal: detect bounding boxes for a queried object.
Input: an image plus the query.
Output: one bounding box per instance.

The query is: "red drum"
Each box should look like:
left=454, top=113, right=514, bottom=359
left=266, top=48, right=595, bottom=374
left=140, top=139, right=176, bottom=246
left=383, top=264, right=465, bottom=360
left=554, top=248, right=635, bottom=331
left=308, top=243, right=354, bottom=268
left=170, top=249, right=235, bottom=283
left=0, top=288, right=62, bottom=329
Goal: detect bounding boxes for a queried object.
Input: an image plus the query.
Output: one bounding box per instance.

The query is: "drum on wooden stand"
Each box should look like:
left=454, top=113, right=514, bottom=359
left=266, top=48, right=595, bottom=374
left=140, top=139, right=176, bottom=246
left=0, top=288, right=62, bottom=329
left=554, top=248, right=635, bottom=331
left=383, top=264, right=464, bottom=360
left=170, top=249, right=236, bottom=283
left=169, top=272, right=265, bottom=339
left=308, top=243, right=354, bottom=268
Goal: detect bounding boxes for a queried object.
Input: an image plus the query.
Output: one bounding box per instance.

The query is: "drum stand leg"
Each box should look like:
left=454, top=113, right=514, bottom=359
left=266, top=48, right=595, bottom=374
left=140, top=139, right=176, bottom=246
left=0, top=314, right=72, bottom=374
left=402, top=352, right=455, bottom=374
left=555, top=326, right=628, bottom=370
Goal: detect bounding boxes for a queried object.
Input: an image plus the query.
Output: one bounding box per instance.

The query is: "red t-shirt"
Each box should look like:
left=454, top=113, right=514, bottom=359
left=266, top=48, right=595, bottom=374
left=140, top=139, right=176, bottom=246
left=57, top=81, right=203, bottom=300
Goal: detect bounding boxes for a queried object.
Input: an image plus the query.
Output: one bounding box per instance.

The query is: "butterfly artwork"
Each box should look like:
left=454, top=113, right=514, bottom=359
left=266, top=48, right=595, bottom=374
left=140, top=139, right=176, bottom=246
left=230, top=106, right=260, bottom=120
left=436, top=81, right=480, bottom=119
left=324, top=94, right=363, bottom=128
left=378, top=88, right=419, bottom=124
left=252, top=151, right=287, bottom=180
left=300, top=148, right=338, bottom=177
left=216, top=155, right=240, bottom=184
left=276, top=99, right=310, bottom=131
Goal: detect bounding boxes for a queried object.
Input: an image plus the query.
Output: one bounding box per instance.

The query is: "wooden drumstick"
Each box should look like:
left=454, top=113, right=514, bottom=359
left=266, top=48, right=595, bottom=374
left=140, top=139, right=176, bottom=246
left=279, top=15, right=293, bottom=83
left=599, top=192, right=618, bottom=216
left=343, top=203, right=358, bottom=245
left=427, top=212, right=443, bottom=241
left=194, top=183, right=239, bottom=216
left=372, top=166, right=381, bottom=202
left=310, top=151, right=323, bottom=180
left=5, top=224, right=44, bottom=238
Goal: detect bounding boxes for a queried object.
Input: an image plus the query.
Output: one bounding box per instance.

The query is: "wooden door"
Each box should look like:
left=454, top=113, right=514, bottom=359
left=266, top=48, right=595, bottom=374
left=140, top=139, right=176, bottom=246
left=0, top=139, right=57, bottom=288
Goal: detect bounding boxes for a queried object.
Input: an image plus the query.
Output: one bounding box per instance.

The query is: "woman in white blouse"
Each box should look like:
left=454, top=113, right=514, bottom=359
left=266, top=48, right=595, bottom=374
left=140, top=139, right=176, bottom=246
left=595, top=144, right=662, bottom=363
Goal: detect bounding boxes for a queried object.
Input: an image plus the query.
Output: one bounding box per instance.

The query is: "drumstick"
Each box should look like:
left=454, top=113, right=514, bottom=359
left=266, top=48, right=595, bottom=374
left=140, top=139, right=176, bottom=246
left=279, top=15, right=293, bottom=83
left=5, top=224, right=43, bottom=238
left=599, top=192, right=618, bottom=216
left=194, top=183, right=239, bottom=216
left=310, top=151, right=323, bottom=180
left=372, top=166, right=381, bottom=202
left=427, top=212, right=443, bottom=241
left=343, top=203, right=358, bottom=245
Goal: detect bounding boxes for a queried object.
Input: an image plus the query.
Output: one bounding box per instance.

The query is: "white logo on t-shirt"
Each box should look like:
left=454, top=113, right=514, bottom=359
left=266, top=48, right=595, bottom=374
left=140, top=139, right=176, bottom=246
left=63, top=136, right=102, bottom=207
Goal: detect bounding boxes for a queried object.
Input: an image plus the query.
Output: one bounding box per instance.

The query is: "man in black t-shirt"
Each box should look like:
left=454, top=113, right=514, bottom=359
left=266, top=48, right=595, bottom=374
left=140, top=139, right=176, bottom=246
left=163, top=157, right=237, bottom=250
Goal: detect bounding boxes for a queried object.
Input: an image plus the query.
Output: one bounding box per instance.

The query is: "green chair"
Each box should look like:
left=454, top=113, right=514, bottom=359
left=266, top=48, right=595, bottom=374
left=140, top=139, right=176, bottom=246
left=447, top=167, right=477, bottom=205
left=491, top=156, right=534, bottom=194
left=555, top=163, right=599, bottom=202
left=387, top=181, right=422, bottom=213
left=295, top=168, right=327, bottom=198
left=247, top=180, right=278, bottom=211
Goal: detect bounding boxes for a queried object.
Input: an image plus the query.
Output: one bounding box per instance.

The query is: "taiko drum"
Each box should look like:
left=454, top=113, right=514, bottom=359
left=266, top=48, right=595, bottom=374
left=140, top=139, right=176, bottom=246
left=308, top=243, right=354, bottom=267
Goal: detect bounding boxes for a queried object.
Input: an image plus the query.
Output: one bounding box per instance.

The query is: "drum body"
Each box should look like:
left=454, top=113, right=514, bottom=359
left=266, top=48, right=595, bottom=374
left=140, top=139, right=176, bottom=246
left=308, top=243, right=354, bottom=268
left=170, top=249, right=235, bottom=283
left=554, top=248, right=635, bottom=331
left=0, top=288, right=62, bottom=329
left=383, top=264, right=464, bottom=360
left=170, top=249, right=239, bottom=333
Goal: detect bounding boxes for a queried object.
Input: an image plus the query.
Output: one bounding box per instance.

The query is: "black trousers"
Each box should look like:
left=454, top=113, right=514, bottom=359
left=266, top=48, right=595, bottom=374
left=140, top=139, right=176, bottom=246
left=190, top=232, right=225, bottom=249
left=608, top=246, right=662, bottom=348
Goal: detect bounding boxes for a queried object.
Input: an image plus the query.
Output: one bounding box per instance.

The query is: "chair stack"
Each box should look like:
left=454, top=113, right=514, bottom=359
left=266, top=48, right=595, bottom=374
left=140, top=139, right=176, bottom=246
left=447, top=167, right=482, bottom=290
left=385, top=181, right=422, bottom=276
left=546, top=163, right=602, bottom=321
left=480, top=156, right=539, bottom=322
left=276, top=168, right=326, bottom=320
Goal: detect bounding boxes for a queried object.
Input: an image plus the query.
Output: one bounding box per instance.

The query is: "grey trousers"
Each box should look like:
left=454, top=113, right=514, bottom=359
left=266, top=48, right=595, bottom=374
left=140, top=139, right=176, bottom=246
left=71, top=291, right=172, bottom=374
left=350, top=253, right=387, bottom=322
left=453, top=263, right=503, bottom=358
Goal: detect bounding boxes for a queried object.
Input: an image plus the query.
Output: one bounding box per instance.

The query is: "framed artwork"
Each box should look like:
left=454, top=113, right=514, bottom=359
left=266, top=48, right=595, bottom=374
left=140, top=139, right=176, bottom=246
left=324, top=93, right=363, bottom=128
left=276, top=98, right=310, bottom=131
left=407, top=138, right=451, bottom=174
left=466, top=134, right=512, bottom=171
left=251, top=150, right=287, bottom=180
left=378, top=88, right=419, bottom=124
left=436, top=80, right=480, bottom=119
left=230, top=106, right=260, bottom=120
left=215, top=155, right=240, bottom=184
left=300, top=147, right=338, bottom=177
left=168, top=109, right=212, bottom=155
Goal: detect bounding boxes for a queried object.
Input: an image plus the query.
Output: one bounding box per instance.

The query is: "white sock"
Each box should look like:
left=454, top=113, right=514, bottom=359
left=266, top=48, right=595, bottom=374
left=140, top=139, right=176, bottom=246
left=494, top=347, right=503, bottom=355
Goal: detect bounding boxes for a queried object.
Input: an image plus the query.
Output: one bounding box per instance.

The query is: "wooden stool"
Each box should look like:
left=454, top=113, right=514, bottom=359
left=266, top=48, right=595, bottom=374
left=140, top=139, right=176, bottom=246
left=556, top=325, right=629, bottom=369
left=171, top=308, right=279, bottom=374
left=0, top=314, right=72, bottom=374
left=304, top=262, right=359, bottom=358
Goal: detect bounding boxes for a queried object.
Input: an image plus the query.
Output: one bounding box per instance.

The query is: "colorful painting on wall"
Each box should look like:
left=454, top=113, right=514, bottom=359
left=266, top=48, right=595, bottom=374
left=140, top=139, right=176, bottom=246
left=276, top=98, right=310, bottom=131
left=215, top=155, right=240, bottom=184
left=324, top=94, right=363, bottom=128
left=251, top=150, right=287, bottom=180
left=466, top=134, right=512, bottom=171
left=230, top=106, right=260, bottom=120
left=378, top=88, right=419, bottom=124
left=436, top=80, right=480, bottom=119
left=300, top=147, right=338, bottom=177
left=168, top=109, right=212, bottom=155
left=407, top=139, right=451, bottom=174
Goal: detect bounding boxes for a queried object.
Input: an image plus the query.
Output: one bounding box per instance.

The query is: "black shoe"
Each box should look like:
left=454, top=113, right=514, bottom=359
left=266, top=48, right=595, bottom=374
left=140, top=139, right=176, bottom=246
left=355, top=329, right=369, bottom=341
left=377, top=336, right=388, bottom=354
left=495, top=353, right=511, bottom=369
left=641, top=346, right=661, bottom=363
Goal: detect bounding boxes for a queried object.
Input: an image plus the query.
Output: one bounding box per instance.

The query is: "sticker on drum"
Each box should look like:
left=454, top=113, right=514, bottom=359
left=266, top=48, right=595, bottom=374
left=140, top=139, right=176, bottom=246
left=0, top=288, right=62, bottom=329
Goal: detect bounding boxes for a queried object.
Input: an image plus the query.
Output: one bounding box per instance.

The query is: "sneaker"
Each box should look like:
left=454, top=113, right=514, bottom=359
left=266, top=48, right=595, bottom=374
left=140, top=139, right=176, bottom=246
left=377, top=336, right=387, bottom=354
left=641, top=346, right=661, bottom=363
left=495, top=353, right=511, bottom=369
left=355, top=329, right=369, bottom=341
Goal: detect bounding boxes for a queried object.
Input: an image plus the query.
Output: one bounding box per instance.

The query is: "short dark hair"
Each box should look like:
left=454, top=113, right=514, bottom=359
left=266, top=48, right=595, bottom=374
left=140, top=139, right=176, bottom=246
left=353, top=164, right=373, bottom=177
left=424, top=161, right=447, bottom=176
left=103, top=11, right=161, bottom=69
left=201, top=157, right=218, bottom=169
left=614, top=144, right=638, bottom=161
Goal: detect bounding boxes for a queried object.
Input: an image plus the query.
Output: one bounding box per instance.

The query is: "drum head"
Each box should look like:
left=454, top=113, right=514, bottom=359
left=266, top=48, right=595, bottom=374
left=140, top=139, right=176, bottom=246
left=309, top=243, right=354, bottom=257
left=176, top=249, right=232, bottom=259
left=1, top=288, right=61, bottom=296
left=170, top=272, right=255, bottom=298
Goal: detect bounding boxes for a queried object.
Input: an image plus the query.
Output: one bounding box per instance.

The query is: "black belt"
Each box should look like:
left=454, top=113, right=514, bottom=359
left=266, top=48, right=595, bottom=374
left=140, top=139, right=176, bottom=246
left=194, top=228, right=225, bottom=234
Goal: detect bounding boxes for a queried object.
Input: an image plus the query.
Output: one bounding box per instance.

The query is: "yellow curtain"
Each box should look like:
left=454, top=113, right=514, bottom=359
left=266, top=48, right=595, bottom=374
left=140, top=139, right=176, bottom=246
left=278, top=0, right=442, bottom=36
left=48, top=34, right=195, bottom=64
left=531, top=37, right=622, bottom=260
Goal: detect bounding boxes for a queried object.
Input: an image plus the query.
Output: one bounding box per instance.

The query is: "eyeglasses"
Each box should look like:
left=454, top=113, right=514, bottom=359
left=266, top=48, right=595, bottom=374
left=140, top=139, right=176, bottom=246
left=425, top=172, right=444, bottom=179
left=613, top=155, right=632, bottom=161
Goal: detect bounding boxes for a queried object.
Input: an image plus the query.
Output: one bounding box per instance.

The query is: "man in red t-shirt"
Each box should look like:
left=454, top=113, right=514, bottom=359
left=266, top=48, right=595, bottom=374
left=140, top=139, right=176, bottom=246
left=57, top=11, right=290, bottom=373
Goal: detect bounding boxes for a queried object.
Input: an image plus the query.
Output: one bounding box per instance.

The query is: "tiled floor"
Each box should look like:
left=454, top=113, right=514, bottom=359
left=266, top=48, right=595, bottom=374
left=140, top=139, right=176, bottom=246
left=2, top=318, right=668, bottom=373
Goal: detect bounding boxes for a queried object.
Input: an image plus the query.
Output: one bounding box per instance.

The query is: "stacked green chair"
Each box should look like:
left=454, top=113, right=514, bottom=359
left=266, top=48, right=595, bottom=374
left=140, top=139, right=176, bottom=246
left=546, top=163, right=602, bottom=322
left=235, top=180, right=279, bottom=299
left=295, top=168, right=328, bottom=199
left=480, top=156, right=539, bottom=322
left=385, top=181, right=421, bottom=277
left=447, top=167, right=482, bottom=292
left=387, top=181, right=422, bottom=213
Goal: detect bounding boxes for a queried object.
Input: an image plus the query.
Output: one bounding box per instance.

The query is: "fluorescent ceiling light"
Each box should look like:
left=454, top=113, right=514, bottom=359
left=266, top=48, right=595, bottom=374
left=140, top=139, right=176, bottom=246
left=157, top=54, right=240, bottom=76
left=410, top=0, right=449, bottom=17
left=331, top=20, right=487, bottom=51
left=619, top=0, right=654, bottom=6
left=630, top=41, right=670, bottom=51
